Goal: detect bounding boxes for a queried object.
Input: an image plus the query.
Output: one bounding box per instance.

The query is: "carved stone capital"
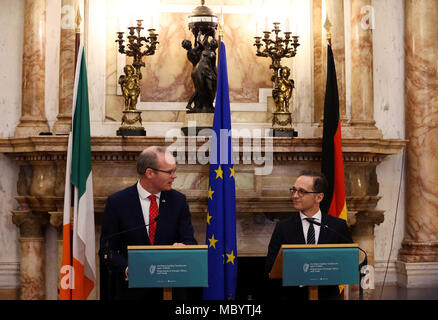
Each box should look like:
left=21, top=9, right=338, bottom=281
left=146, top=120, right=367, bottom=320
left=355, top=210, right=385, bottom=227
left=48, top=211, right=64, bottom=229
left=12, top=210, right=49, bottom=238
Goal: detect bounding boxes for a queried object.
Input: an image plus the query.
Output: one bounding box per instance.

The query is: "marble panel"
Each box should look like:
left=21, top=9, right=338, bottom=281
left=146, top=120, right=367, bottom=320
left=326, top=0, right=346, bottom=118
left=371, top=0, right=405, bottom=267
left=312, top=0, right=324, bottom=123
left=45, top=0, right=61, bottom=127
left=138, top=12, right=271, bottom=104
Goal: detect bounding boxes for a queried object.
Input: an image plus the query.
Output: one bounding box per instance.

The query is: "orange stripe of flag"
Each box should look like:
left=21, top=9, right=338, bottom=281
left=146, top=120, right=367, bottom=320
left=59, top=223, right=72, bottom=300
left=72, top=257, right=95, bottom=300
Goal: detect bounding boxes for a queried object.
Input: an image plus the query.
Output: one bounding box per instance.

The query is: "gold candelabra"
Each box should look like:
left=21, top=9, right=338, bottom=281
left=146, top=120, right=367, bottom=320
left=115, top=19, right=159, bottom=136
left=254, top=22, right=300, bottom=136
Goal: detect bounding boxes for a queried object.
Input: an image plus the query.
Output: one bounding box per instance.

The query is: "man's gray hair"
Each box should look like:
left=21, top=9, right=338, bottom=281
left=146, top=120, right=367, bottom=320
left=136, top=146, right=167, bottom=175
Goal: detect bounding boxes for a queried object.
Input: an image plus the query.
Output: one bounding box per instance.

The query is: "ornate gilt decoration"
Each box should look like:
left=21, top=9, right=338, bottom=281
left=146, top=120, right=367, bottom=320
left=254, top=22, right=300, bottom=135
left=115, top=19, right=159, bottom=136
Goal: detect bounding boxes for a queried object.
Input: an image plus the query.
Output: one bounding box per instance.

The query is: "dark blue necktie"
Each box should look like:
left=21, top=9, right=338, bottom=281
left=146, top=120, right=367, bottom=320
left=305, top=218, right=315, bottom=244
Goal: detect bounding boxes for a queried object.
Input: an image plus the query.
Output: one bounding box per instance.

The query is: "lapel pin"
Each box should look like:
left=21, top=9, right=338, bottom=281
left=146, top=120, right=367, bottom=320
left=162, top=199, right=166, bottom=203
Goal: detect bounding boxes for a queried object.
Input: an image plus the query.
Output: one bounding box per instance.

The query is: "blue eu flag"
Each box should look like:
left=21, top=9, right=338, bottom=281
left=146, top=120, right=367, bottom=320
left=203, top=41, right=237, bottom=300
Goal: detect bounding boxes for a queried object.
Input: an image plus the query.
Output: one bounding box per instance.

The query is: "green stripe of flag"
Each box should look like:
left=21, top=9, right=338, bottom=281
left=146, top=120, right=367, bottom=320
left=70, top=48, right=92, bottom=199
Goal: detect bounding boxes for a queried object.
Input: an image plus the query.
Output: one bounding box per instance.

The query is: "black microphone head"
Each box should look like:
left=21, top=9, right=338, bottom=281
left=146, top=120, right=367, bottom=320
left=154, top=214, right=160, bottom=222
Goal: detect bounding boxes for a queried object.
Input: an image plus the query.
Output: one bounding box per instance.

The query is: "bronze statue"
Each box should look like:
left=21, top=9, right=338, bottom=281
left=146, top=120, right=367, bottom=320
left=118, top=65, right=141, bottom=111
left=273, top=66, right=294, bottom=113
left=182, top=27, right=218, bottom=113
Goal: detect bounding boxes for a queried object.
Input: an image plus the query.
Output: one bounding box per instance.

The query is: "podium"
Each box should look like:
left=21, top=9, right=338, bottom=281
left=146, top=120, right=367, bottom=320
left=269, top=244, right=359, bottom=300
left=128, top=245, right=208, bottom=300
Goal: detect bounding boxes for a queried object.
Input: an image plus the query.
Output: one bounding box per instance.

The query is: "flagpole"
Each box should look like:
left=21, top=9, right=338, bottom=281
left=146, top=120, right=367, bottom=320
left=217, top=8, right=224, bottom=68
left=75, top=7, right=82, bottom=72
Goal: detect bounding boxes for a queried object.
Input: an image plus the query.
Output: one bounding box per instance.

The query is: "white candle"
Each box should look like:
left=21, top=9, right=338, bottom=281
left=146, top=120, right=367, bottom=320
left=285, top=17, right=290, bottom=32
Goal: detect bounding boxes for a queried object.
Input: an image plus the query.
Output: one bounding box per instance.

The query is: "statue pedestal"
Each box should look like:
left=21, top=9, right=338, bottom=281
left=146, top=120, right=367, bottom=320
left=117, top=110, right=146, bottom=136
left=271, top=112, right=297, bottom=137
left=181, top=112, right=214, bottom=136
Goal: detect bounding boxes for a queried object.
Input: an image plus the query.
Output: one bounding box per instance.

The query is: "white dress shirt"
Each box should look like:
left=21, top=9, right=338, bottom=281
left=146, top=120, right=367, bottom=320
left=300, top=210, right=322, bottom=244
left=136, top=181, right=161, bottom=234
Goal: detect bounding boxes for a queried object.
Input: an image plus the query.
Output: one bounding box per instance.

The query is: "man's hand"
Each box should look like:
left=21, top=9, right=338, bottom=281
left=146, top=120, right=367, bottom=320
left=172, top=242, right=185, bottom=246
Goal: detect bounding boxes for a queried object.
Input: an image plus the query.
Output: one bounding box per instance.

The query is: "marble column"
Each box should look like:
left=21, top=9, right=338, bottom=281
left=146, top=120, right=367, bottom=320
left=313, top=0, right=347, bottom=124
left=12, top=211, right=48, bottom=300
left=398, top=0, right=438, bottom=287
left=349, top=0, right=381, bottom=138
left=53, top=0, right=79, bottom=134
left=11, top=161, right=56, bottom=299
left=14, top=0, right=50, bottom=137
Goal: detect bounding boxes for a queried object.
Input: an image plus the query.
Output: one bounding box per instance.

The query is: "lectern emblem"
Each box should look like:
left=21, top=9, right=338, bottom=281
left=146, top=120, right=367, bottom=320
left=303, top=263, right=310, bottom=273
left=149, top=265, right=156, bottom=275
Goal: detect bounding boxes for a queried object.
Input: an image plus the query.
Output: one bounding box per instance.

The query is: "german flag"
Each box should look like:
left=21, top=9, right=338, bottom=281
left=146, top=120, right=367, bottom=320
left=320, top=43, right=347, bottom=221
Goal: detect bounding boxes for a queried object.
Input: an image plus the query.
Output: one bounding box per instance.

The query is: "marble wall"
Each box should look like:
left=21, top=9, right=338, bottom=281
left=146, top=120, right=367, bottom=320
left=0, top=0, right=23, bottom=294
left=371, top=0, right=405, bottom=284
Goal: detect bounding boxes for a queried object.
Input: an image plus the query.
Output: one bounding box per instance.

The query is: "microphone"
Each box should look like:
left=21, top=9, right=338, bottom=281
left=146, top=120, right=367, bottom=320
left=101, top=214, right=160, bottom=244
left=101, top=214, right=160, bottom=260
left=306, top=219, right=367, bottom=263
left=307, top=218, right=368, bottom=299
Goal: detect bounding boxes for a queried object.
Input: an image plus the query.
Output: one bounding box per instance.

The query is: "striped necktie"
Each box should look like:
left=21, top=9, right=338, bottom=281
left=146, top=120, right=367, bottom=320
left=305, top=218, right=315, bottom=244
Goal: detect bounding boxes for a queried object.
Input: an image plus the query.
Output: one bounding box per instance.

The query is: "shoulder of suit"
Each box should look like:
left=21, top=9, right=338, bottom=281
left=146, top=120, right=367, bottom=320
left=108, top=183, right=138, bottom=201
left=162, top=189, right=186, bottom=200
left=323, top=212, right=348, bottom=225
left=277, top=212, right=300, bottom=227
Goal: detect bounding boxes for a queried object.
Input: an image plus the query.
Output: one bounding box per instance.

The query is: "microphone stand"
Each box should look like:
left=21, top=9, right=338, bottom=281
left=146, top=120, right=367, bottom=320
left=100, top=216, right=160, bottom=300
left=308, top=219, right=368, bottom=300
left=102, top=240, right=113, bottom=301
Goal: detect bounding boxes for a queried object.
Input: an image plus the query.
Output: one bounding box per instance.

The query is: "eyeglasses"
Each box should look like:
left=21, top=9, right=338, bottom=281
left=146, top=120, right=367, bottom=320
left=289, top=187, right=320, bottom=197
left=148, top=167, right=177, bottom=176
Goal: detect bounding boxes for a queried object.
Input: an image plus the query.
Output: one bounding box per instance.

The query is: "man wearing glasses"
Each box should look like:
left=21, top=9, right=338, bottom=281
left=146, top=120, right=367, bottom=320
left=265, top=170, right=352, bottom=300
left=100, top=146, right=197, bottom=300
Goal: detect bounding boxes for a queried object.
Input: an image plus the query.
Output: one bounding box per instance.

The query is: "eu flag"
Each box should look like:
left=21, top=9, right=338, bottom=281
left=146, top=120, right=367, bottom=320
left=203, top=41, right=237, bottom=300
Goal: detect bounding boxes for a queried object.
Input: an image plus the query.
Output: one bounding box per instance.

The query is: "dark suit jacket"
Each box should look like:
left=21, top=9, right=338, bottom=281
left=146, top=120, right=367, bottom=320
left=265, top=212, right=352, bottom=300
left=99, top=184, right=197, bottom=300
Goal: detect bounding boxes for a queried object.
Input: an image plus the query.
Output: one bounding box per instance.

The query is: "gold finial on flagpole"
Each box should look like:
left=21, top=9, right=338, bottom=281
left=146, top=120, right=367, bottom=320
left=74, top=6, right=82, bottom=70
left=323, top=13, right=332, bottom=46
left=218, top=7, right=224, bottom=42
left=217, top=8, right=224, bottom=69
left=75, top=6, right=82, bottom=34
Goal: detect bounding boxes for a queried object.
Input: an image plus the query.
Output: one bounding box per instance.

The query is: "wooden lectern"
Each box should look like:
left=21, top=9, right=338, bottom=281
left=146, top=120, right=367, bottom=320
left=127, top=244, right=208, bottom=300
left=269, top=243, right=359, bottom=300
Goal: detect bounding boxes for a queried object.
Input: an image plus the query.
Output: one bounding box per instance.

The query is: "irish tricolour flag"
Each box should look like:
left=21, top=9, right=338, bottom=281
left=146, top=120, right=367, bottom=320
left=59, top=44, right=96, bottom=300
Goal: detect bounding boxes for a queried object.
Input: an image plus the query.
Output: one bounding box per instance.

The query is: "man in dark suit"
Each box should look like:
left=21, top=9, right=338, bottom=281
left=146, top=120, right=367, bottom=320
left=99, top=146, right=197, bottom=300
left=265, top=170, right=352, bottom=300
